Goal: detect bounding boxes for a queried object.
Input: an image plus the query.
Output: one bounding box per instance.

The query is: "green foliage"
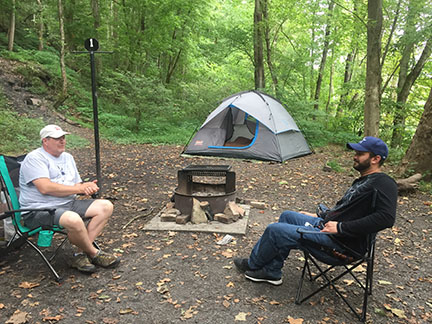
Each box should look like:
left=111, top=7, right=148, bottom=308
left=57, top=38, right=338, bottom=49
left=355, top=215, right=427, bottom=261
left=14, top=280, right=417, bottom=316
left=0, top=107, right=89, bottom=155
left=66, top=134, right=90, bottom=149
left=0, top=108, right=44, bottom=155
left=0, top=49, right=65, bottom=95
left=0, top=0, right=430, bottom=167
left=326, top=159, right=343, bottom=173
left=100, top=114, right=197, bottom=145
left=419, top=180, right=432, bottom=195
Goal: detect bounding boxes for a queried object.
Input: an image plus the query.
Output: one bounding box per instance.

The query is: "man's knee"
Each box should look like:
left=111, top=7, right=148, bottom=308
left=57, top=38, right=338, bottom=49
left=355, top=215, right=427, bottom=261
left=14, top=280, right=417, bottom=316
left=265, top=222, right=285, bottom=238
left=99, top=199, right=113, bottom=216
left=279, top=210, right=296, bottom=223
left=90, top=199, right=113, bottom=218
left=59, top=211, right=85, bottom=230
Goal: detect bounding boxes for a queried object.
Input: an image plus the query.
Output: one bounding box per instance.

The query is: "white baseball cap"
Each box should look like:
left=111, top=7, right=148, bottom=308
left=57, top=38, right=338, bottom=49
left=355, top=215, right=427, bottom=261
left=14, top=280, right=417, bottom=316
left=40, top=125, right=70, bottom=140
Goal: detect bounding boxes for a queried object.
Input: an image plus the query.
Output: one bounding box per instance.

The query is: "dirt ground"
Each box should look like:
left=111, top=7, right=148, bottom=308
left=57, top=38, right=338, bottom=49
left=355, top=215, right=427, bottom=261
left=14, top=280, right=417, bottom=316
left=0, top=58, right=431, bottom=323
left=1, top=139, right=431, bottom=324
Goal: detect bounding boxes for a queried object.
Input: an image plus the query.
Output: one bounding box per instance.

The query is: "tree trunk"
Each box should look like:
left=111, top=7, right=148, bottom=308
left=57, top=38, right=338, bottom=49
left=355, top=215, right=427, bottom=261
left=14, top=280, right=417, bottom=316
left=91, top=0, right=102, bottom=73
left=336, top=49, right=356, bottom=116
left=36, top=0, right=44, bottom=50
left=391, top=38, right=432, bottom=147
left=313, top=1, right=334, bottom=111
left=7, top=0, right=16, bottom=51
left=91, top=0, right=100, bottom=33
left=64, top=0, right=76, bottom=50
left=165, top=49, right=182, bottom=84
left=396, top=87, right=432, bottom=179
left=254, top=0, right=265, bottom=90
left=58, top=0, right=68, bottom=97
left=309, top=12, right=316, bottom=100
left=364, top=0, right=383, bottom=137
left=381, top=0, right=401, bottom=67
left=325, top=49, right=334, bottom=116
left=264, top=0, right=278, bottom=95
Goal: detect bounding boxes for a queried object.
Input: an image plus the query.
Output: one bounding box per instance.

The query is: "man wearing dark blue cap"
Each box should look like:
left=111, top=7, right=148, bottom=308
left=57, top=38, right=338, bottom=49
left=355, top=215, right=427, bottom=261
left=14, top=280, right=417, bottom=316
left=234, top=137, right=397, bottom=286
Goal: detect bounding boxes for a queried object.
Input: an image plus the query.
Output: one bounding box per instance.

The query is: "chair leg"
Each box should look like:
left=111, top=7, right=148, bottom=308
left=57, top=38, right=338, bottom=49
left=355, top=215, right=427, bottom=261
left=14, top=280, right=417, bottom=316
left=296, top=255, right=370, bottom=322
left=48, top=235, right=69, bottom=262
left=23, top=237, right=62, bottom=282
left=295, top=256, right=309, bottom=304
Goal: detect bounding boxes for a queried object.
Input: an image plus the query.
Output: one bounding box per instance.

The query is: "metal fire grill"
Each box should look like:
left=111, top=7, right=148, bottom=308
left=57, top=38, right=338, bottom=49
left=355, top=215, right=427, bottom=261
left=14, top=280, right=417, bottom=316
left=174, top=165, right=236, bottom=215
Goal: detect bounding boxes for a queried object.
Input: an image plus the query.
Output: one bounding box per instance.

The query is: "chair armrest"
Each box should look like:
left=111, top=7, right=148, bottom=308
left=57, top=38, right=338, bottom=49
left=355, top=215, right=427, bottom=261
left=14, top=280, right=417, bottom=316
left=296, top=228, right=333, bottom=235
left=0, top=212, right=10, bottom=220
left=4, top=208, right=56, bottom=215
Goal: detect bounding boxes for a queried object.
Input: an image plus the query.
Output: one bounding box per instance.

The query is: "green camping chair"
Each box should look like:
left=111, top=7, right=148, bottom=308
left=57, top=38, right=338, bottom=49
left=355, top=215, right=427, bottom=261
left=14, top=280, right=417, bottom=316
left=0, top=155, right=67, bottom=282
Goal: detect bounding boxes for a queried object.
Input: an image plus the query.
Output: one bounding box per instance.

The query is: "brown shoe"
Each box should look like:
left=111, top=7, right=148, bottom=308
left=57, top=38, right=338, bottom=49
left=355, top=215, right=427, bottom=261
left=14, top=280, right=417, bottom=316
left=71, top=253, right=97, bottom=273
left=91, top=250, right=120, bottom=268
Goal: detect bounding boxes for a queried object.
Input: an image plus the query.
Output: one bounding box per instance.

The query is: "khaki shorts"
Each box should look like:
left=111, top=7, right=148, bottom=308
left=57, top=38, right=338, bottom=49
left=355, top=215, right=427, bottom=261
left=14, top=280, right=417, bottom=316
left=23, top=199, right=94, bottom=229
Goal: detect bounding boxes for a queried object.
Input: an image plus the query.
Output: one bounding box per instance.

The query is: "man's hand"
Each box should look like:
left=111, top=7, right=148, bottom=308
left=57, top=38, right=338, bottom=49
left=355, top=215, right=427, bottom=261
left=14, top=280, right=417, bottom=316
left=76, top=180, right=99, bottom=196
left=321, top=221, right=338, bottom=233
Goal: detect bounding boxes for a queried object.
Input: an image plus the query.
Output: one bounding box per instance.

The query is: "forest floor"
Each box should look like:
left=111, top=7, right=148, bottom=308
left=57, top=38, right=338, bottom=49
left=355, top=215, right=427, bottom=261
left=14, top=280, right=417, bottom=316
left=0, top=58, right=431, bottom=323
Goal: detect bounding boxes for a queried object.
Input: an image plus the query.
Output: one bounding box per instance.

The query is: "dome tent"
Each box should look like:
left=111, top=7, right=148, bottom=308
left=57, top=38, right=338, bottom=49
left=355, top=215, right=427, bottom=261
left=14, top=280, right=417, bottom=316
left=184, top=90, right=311, bottom=162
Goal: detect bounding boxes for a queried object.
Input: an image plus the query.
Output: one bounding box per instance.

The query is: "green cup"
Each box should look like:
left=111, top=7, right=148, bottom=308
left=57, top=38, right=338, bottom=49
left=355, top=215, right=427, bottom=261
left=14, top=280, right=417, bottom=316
left=37, top=230, right=54, bottom=247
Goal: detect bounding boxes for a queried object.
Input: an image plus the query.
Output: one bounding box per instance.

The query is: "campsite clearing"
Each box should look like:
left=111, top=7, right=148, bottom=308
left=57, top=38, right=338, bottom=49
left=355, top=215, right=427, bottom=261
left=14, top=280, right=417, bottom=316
left=1, top=140, right=431, bottom=324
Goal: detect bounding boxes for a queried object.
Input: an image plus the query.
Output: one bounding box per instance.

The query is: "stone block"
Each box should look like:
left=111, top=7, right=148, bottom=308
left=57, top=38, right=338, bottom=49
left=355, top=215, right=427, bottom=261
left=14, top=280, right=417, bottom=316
left=214, top=213, right=233, bottom=224
left=166, top=208, right=181, bottom=216
left=250, top=201, right=267, bottom=209
left=160, top=213, right=176, bottom=222
left=176, top=214, right=190, bottom=224
left=191, top=198, right=208, bottom=224
left=166, top=201, right=175, bottom=209
left=224, top=201, right=245, bottom=219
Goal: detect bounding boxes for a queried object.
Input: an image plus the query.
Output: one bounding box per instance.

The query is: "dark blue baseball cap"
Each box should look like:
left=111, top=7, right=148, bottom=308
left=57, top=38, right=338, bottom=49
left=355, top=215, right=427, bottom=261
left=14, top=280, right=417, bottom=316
left=347, top=136, right=388, bottom=161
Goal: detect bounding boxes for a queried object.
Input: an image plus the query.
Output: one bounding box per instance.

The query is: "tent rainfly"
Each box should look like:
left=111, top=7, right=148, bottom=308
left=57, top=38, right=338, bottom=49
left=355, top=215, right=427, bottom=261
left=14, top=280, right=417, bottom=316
left=183, top=90, right=311, bottom=162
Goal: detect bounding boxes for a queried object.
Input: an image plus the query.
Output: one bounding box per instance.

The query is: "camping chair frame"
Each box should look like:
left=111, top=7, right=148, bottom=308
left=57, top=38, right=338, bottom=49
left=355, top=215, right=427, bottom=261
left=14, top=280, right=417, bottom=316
left=0, top=155, right=68, bottom=282
left=295, top=229, right=376, bottom=322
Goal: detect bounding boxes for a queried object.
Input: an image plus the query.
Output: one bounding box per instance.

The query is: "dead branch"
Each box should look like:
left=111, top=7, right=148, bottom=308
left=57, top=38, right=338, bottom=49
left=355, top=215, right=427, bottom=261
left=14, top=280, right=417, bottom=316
left=122, top=208, right=154, bottom=229
left=395, top=173, right=422, bottom=193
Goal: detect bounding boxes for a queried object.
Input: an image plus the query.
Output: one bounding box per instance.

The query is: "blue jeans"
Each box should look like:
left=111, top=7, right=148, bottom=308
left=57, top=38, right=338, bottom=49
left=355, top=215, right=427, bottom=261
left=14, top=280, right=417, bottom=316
left=248, top=210, right=344, bottom=278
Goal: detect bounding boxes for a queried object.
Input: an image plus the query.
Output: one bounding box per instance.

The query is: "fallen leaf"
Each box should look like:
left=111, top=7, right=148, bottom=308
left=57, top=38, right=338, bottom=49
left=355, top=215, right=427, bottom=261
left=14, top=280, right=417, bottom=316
left=221, top=249, right=234, bottom=258
left=42, top=315, right=64, bottom=322
left=391, top=308, right=406, bottom=319
left=119, top=308, right=134, bottom=315
left=378, top=280, right=392, bottom=285
left=223, top=300, right=230, bottom=308
left=235, top=312, right=248, bottom=321
left=98, top=295, right=111, bottom=300
left=6, top=310, right=28, bottom=324
left=18, top=281, right=40, bottom=289
left=285, top=317, right=304, bottom=324
left=343, top=279, right=354, bottom=286
left=181, top=306, right=197, bottom=320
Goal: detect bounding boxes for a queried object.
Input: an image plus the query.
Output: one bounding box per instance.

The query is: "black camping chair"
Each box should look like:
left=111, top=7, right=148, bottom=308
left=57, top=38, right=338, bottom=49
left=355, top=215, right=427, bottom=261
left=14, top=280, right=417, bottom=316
left=295, top=229, right=376, bottom=322
left=0, top=155, right=68, bottom=282
left=295, top=190, right=379, bottom=322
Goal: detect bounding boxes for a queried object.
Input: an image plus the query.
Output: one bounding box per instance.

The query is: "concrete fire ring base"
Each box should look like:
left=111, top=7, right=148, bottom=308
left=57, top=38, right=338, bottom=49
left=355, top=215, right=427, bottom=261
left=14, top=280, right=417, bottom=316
left=142, top=205, right=250, bottom=235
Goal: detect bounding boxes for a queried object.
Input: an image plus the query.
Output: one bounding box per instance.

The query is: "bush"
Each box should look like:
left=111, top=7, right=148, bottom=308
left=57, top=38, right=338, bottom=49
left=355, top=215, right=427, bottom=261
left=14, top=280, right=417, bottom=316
left=0, top=108, right=44, bottom=155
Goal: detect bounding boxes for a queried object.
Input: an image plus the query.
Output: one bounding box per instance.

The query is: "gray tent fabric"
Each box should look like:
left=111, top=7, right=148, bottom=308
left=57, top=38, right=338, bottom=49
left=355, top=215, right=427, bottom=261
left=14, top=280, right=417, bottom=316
left=184, top=90, right=311, bottom=162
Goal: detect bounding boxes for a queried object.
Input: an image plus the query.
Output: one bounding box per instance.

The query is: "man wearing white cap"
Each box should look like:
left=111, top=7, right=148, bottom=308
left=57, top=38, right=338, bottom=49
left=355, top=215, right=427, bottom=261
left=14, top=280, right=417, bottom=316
left=19, top=125, right=120, bottom=273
